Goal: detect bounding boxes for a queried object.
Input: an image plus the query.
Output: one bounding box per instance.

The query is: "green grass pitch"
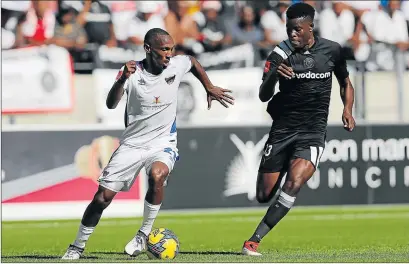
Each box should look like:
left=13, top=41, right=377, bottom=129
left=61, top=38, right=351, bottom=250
left=2, top=205, right=409, bottom=263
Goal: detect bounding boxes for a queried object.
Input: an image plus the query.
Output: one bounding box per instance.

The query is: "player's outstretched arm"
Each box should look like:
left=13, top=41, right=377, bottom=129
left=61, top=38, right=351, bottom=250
left=106, top=61, right=136, bottom=109
left=188, top=56, right=235, bottom=109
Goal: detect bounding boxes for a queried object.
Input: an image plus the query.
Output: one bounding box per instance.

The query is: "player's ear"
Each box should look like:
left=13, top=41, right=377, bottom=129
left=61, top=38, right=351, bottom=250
left=144, top=43, right=151, bottom=53
left=310, top=22, right=314, bottom=31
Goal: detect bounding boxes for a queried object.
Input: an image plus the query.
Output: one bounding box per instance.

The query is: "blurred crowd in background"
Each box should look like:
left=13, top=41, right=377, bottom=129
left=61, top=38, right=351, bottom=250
left=2, top=0, right=409, bottom=72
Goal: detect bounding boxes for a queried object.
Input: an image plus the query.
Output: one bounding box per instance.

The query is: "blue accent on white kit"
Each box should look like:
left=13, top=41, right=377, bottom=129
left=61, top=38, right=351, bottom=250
left=170, top=119, right=177, bottom=133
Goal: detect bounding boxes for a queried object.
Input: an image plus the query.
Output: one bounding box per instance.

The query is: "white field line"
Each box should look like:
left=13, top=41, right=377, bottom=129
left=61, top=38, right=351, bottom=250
left=2, top=212, right=409, bottom=230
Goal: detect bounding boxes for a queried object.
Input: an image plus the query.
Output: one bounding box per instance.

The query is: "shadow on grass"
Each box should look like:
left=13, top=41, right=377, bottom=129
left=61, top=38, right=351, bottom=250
left=90, top=252, right=123, bottom=255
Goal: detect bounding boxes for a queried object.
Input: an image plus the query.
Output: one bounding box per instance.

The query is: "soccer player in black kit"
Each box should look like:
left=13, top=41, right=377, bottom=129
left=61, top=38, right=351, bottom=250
left=241, top=3, right=356, bottom=256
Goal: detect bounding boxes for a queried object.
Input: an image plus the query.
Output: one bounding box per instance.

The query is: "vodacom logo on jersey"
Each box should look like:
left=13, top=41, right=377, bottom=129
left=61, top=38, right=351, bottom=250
left=295, top=71, right=331, bottom=79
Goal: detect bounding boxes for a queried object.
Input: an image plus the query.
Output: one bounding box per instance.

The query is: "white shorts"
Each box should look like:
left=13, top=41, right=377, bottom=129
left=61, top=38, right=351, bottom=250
left=98, top=143, right=179, bottom=192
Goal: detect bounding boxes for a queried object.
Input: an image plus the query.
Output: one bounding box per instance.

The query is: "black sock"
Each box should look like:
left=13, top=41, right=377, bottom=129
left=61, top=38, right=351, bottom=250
left=249, top=192, right=295, bottom=243
left=249, top=217, right=270, bottom=243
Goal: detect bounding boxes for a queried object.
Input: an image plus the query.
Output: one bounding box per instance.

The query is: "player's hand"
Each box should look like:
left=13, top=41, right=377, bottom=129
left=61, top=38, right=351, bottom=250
left=277, top=62, right=294, bottom=79
left=396, top=41, right=408, bottom=51
left=206, top=86, right=235, bottom=109
left=342, top=108, right=355, bottom=132
left=105, top=38, right=117, bottom=48
left=121, top=60, right=137, bottom=80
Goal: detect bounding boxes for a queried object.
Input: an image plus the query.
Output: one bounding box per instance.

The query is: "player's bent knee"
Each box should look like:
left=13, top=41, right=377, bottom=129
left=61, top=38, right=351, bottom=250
left=93, top=192, right=114, bottom=210
left=256, top=191, right=270, bottom=204
left=92, top=187, right=116, bottom=209
left=149, top=166, right=169, bottom=187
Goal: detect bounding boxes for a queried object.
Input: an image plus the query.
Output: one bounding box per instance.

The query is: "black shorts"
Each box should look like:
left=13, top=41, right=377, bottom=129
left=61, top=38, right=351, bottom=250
left=259, top=132, right=326, bottom=173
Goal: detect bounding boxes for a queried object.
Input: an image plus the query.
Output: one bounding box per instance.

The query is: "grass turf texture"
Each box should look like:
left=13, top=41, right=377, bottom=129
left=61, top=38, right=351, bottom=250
left=2, top=205, right=409, bottom=263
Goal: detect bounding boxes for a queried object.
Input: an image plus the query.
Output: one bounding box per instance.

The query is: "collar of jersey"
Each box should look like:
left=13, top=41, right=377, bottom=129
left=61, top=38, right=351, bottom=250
left=138, top=60, right=167, bottom=77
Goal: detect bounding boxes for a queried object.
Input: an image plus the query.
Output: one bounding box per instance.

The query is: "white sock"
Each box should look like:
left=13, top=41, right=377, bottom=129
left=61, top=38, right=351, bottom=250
left=278, top=191, right=296, bottom=208
left=138, top=200, right=161, bottom=237
left=73, top=224, right=95, bottom=249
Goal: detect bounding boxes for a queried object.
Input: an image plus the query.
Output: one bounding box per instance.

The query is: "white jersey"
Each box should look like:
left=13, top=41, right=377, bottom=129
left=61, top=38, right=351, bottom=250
left=117, top=55, right=192, bottom=147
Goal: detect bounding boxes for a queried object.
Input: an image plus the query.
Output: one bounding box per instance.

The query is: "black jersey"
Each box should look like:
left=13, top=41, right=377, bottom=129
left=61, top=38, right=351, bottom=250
left=262, top=35, right=349, bottom=136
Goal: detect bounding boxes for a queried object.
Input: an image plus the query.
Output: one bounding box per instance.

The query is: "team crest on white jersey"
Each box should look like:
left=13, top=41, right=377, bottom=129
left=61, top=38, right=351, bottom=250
left=165, top=75, right=176, bottom=85
left=223, top=134, right=269, bottom=201
left=138, top=78, right=146, bottom=85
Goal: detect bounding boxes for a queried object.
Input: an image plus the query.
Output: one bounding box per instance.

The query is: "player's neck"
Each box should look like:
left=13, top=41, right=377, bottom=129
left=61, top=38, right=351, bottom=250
left=303, top=36, right=315, bottom=52
left=142, top=59, right=163, bottom=75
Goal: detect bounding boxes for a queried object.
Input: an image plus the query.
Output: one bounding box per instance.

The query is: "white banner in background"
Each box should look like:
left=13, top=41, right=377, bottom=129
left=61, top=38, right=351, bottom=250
left=1, top=45, right=74, bottom=113
left=93, top=67, right=274, bottom=127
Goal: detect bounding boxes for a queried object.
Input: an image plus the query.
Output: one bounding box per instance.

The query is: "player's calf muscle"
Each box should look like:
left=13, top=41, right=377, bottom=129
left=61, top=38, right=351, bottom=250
left=281, top=181, right=303, bottom=196
left=81, top=188, right=116, bottom=226
left=148, top=177, right=165, bottom=193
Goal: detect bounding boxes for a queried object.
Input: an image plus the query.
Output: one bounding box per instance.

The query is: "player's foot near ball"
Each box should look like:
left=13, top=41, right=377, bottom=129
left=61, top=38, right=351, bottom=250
left=124, top=231, right=147, bottom=257
left=241, top=240, right=262, bottom=256
left=61, top=244, right=84, bottom=260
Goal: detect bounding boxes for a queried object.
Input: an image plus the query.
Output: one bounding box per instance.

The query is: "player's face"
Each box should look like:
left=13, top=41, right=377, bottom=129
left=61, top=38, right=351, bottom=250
left=388, top=1, right=400, bottom=12
left=242, top=6, right=255, bottom=24
left=286, top=18, right=313, bottom=49
left=147, top=35, right=175, bottom=70
left=32, top=1, right=49, bottom=18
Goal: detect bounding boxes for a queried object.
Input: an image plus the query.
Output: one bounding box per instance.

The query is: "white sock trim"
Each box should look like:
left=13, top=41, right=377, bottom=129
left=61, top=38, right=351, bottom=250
left=278, top=192, right=296, bottom=208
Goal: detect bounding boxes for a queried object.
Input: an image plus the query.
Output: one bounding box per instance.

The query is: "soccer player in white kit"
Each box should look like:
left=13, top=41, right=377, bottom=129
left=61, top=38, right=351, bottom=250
left=62, top=28, right=234, bottom=260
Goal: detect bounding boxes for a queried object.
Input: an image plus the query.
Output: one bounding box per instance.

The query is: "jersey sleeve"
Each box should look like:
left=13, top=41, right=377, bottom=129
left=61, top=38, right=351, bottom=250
left=262, top=40, right=294, bottom=80
left=176, top=55, right=192, bottom=74
left=333, top=43, right=349, bottom=81
left=115, top=66, right=130, bottom=92
left=262, top=49, right=286, bottom=81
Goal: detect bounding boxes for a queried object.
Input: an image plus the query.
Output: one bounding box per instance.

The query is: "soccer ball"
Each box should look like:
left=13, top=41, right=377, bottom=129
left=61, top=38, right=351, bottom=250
left=146, top=228, right=180, bottom=260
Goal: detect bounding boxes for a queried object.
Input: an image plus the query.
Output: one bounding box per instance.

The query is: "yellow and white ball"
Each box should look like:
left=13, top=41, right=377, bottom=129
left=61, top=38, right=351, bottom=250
left=146, top=228, right=180, bottom=260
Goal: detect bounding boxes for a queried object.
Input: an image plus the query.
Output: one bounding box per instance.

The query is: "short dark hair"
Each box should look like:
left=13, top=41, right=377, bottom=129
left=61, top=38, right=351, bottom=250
left=286, top=2, right=315, bottom=21
left=144, top=28, right=170, bottom=45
